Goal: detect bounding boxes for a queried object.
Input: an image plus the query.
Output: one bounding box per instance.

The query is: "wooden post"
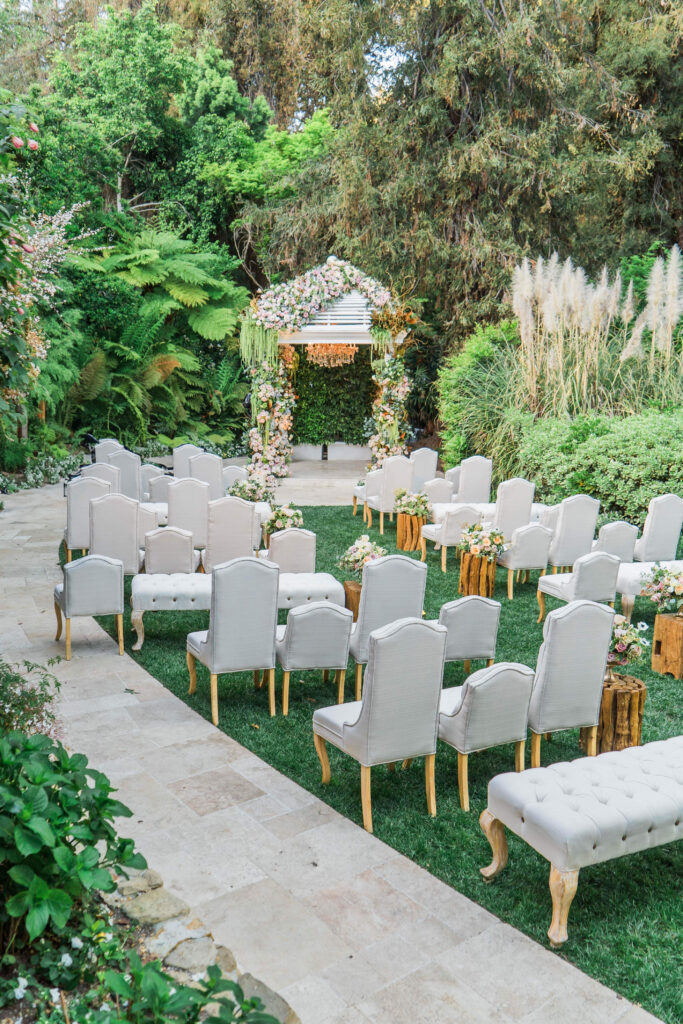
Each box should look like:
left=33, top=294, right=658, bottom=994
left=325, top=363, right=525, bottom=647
left=581, top=671, right=647, bottom=753
left=651, top=613, right=683, bottom=679
left=459, top=553, right=496, bottom=598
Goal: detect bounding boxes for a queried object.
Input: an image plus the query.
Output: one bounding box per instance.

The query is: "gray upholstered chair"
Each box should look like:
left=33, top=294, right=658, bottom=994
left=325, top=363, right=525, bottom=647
left=497, top=523, right=552, bottom=599
left=591, top=521, right=638, bottom=563
left=137, top=503, right=159, bottom=548
left=445, top=456, right=492, bottom=503
left=172, top=442, right=204, bottom=479
left=537, top=550, right=620, bottom=622
left=409, top=448, right=438, bottom=491
left=541, top=494, right=600, bottom=571
left=189, top=451, right=224, bottom=501
left=436, top=596, right=500, bottom=674
left=93, top=438, right=123, bottom=462
left=54, top=554, right=124, bottom=660
left=276, top=601, right=353, bottom=714
left=483, top=478, right=534, bottom=541
left=89, top=493, right=145, bottom=575
left=633, top=494, right=683, bottom=562
left=358, top=468, right=381, bottom=523
left=108, top=449, right=142, bottom=502
left=423, top=478, right=453, bottom=506
left=312, top=618, right=447, bottom=832
left=186, top=556, right=279, bottom=724
left=528, top=600, right=614, bottom=767
left=144, top=526, right=199, bottom=574
left=202, top=496, right=255, bottom=573
left=168, top=478, right=210, bottom=550
left=64, top=476, right=110, bottom=561
left=266, top=528, right=316, bottom=573
left=438, top=663, right=535, bottom=809
left=350, top=555, right=427, bottom=700
left=141, top=464, right=164, bottom=502
left=149, top=474, right=172, bottom=503
left=366, top=456, right=413, bottom=533
left=80, top=462, right=121, bottom=493
left=420, top=504, right=480, bottom=571
left=223, top=465, right=248, bottom=492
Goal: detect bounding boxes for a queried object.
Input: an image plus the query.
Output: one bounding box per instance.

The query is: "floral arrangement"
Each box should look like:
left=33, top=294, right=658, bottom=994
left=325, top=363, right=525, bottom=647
left=607, top=615, right=649, bottom=668
left=246, top=360, right=295, bottom=487
left=367, top=355, right=411, bottom=468
left=230, top=475, right=274, bottom=503
left=457, top=522, right=506, bottom=562
left=394, top=488, right=431, bottom=518
left=269, top=503, right=304, bottom=532
left=338, top=535, right=387, bottom=580
left=642, top=564, right=683, bottom=614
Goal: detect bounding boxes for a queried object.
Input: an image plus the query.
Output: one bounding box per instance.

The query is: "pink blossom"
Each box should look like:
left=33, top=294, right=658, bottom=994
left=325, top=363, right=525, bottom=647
left=27, top=140, right=39, bottom=151
left=29, top=122, right=39, bottom=133
left=10, top=136, right=24, bottom=149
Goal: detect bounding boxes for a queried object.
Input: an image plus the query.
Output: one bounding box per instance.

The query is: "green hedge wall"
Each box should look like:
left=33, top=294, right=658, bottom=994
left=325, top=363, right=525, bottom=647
left=292, top=348, right=374, bottom=445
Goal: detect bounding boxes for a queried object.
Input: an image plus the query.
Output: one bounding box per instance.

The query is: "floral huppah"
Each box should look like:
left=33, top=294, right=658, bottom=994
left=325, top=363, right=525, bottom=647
left=247, top=360, right=295, bottom=488
left=367, top=356, right=411, bottom=468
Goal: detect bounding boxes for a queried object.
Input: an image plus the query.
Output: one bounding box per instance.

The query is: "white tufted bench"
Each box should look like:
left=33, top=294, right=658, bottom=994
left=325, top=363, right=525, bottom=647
left=278, top=573, right=345, bottom=611
left=479, top=737, right=683, bottom=946
left=617, top=560, right=683, bottom=621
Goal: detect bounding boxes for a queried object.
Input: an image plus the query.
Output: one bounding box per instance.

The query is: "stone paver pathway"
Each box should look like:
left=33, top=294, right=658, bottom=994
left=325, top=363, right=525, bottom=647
left=0, top=480, right=661, bottom=1024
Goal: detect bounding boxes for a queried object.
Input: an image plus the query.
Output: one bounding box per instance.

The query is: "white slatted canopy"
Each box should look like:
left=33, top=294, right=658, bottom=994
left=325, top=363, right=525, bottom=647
left=278, top=291, right=377, bottom=345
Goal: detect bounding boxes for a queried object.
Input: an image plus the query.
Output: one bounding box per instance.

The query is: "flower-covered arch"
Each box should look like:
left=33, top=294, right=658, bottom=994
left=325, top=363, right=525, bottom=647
left=240, top=256, right=413, bottom=487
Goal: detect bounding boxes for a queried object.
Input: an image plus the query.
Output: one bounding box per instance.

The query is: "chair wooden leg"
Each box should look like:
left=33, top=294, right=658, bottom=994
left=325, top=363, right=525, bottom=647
left=425, top=753, right=436, bottom=817
left=552, top=565, right=558, bottom=574
left=66, top=548, right=72, bottom=563
left=441, top=545, right=447, bottom=573
left=402, top=758, right=413, bottom=770
left=486, top=658, right=494, bottom=667
left=367, top=508, right=372, bottom=529
left=515, top=739, right=525, bottom=772
left=116, top=613, right=124, bottom=655
left=379, top=511, right=384, bottom=535
left=524, top=569, right=530, bottom=583
left=54, top=601, right=62, bottom=641
left=389, top=511, right=393, bottom=523
left=363, top=502, right=368, bottom=524
left=548, top=866, right=579, bottom=947
left=187, top=651, right=197, bottom=694
left=81, top=548, right=86, bottom=557
left=536, top=590, right=545, bottom=623
left=210, top=673, right=219, bottom=725
left=360, top=765, right=373, bottom=832
left=336, top=669, right=345, bottom=704
left=479, top=809, right=509, bottom=880
left=621, top=594, right=634, bottom=622
left=282, top=671, right=290, bottom=716
left=65, top=619, right=71, bottom=661
left=267, top=668, right=275, bottom=718
left=322, top=669, right=329, bottom=683
left=530, top=731, right=542, bottom=767
left=586, top=725, right=598, bottom=756
left=507, top=569, right=514, bottom=600
left=463, top=659, right=471, bottom=675
left=457, top=752, right=469, bottom=811
left=353, top=495, right=358, bottom=516
left=253, top=669, right=261, bottom=690
left=420, top=537, right=427, bottom=562
left=313, top=733, right=331, bottom=783
left=355, top=662, right=363, bottom=701
left=131, top=610, right=145, bottom=651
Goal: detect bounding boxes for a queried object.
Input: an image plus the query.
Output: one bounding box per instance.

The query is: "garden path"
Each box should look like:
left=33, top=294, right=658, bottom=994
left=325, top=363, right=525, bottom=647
left=0, top=481, right=662, bottom=1024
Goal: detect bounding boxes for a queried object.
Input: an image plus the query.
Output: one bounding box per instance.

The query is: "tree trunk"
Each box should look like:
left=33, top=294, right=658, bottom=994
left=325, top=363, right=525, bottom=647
left=459, top=553, right=496, bottom=597
left=651, top=613, right=683, bottom=679
left=581, top=672, right=647, bottom=753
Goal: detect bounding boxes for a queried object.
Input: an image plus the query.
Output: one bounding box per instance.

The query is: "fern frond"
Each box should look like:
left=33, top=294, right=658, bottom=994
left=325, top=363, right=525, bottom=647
left=69, top=350, right=108, bottom=404
left=187, top=305, right=238, bottom=340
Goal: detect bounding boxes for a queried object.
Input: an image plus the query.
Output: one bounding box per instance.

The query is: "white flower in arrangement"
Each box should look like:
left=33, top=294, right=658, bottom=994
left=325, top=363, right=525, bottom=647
left=59, top=952, right=73, bottom=967
left=338, top=535, right=387, bottom=579
left=458, top=522, right=507, bottom=562
left=71, top=936, right=84, bottom=949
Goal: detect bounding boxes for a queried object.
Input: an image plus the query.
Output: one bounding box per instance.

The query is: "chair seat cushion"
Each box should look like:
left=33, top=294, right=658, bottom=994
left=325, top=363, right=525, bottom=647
left=487, top=737, right=683, bottom=872
left=421, top=523, right=441, bottom=542
left=186, top=630, right=209, bottom=660
left=131, top=573, right=212, bottom=611
left=278, top=573, right=345, bottom=610
left=312, top=701, right=362, bottom=748
left=439, top=685, right=464, bottom=717
left=616, top=560, right=683, bottom=596
left=537, top=573, right=574, bottom=600
left=141, top=501, right=168, bottom=526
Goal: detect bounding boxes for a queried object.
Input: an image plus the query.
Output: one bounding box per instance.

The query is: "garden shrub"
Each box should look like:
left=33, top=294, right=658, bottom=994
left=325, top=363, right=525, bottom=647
left=0, top=659, right=60, bottom=736
left=292, top=348, right=374, bottom=445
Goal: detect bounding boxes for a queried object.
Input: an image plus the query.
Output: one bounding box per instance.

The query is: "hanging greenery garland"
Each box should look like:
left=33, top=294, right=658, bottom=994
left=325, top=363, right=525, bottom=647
left=367, top=355, right=412, bottom=468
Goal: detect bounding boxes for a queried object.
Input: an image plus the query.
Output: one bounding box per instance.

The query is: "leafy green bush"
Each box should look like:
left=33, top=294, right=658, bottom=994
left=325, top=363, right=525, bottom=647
left=0, top=438, right=29, bottom=472
left=292, top=348, right=374, bottom=445
left=0, top=660, right=60, bottom=736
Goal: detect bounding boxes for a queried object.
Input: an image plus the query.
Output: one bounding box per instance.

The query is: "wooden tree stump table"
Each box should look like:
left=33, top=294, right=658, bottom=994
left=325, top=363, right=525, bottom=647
left=343, top=580, right=362, bottom=622
left=396, top=513, right=425, bottom=552
left=580, top=672, right=647, bottom=754
left=651, top=613, right=683, bottom=679
left=459, top=552, right=496, bottom=598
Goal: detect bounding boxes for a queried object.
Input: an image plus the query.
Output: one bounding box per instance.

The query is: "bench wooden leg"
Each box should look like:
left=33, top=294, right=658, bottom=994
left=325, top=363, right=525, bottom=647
left=530, top=731, right=542, bottom=768
left=536, top=590, right=545, bottom=623
left=282, top=671, right=290, bottom=716
left=313, top=733, right=330, bottom=784
left=361, top=764, right=372, bottom=832
left=548, top=865, right=579, bottom=947
left=335, top=668, right=346, bottom=704
left=425, top=753, right=436, bottom=817
left=457, top=752, right=469, bottom=811
left=54, top=601, right=62, bottom=641
left=187, top=651, right=197, bottom=694
left=479, top=809, right=508, bottom=880
left=131, top=610, right=145, bottom=651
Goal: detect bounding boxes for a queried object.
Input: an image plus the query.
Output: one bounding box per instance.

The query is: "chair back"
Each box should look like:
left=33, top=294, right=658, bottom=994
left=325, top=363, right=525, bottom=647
left=548, top=494, right=600, bottom=567
left=89, top=493, right=140, bottom=574
left=80, top=463, right=121, bottom=493
left=144, top=526, right=195, bottom=574
left=141, top=464, right=164, bottom=502
left=493, top=478, right=534, bottom=540
left=138, top=503, right=158, bottom=547
left=355, top=555, right=427, bottom=663
left=108, top=450, right=142, bottom=501
left=634, top=493, right=683, bottom=562
left=224, top=465, right=248, bottom=491
left=379, top=456, right=413, bottom=509
left=62, top=554, right=124, bottom=617
left=206, top=557, right=279, bottom=673
left=268, top=528, right=316, bottom=573
left=66, top=476, right=111, bottom=551
left=529, top=600, right=614, bottom=732
left=346, top=619, right=446, bottom=765
left=444, top=663, right=535, bottom=752
left=438, top=596, right=501, bottom=662
left=203, top=496, right=255, bottom=572
left=571, top=551, right=620, bottom=603
left=444, top=464, right=461, bottom=489
left=94, top=439, right=123, bottom=462
left=149, top=474, right=172, bottom=502
left=593, top=521, right=638, bottom=563
left=440, top=504, right=480, bottom=546
left=505, top=523, right=552, bottom=569
left=279, top=602, right=353, bottom=670
left=172, top=443, right=204, bottom=479
left=457, top=456, right=492, bottom=503
left=189, top=451, right=224, bottom=500
left=423, top=478, right=453, bottom=505
left=409, top=449, right=438, bottom=490
left=168, top=478, right=210, bottom=548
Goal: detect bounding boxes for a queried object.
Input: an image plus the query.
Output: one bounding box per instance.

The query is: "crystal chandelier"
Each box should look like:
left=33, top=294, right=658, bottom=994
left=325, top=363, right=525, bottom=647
left=306, top=343, right=358, bottom=367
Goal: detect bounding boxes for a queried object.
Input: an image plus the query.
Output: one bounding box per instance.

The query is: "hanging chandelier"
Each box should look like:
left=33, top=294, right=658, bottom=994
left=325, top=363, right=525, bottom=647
left=306, top=343, right=358, bottom=367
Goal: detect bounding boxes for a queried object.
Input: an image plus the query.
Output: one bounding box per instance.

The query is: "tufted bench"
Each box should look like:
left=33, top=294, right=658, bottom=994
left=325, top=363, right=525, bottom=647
left=278, top=572, right=345, bottom=611
left=617, top=560, right=683, bottom=621
left=479, top=737, right=683, bottom=946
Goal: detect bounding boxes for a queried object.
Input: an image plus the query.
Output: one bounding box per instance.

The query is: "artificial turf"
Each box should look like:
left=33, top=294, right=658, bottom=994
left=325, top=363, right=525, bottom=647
left=99, top=506, right=683, bottom=1023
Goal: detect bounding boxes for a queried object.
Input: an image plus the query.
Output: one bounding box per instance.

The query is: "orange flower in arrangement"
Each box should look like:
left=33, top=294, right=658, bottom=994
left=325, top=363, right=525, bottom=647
left=306, top=343, right=358, bottom=367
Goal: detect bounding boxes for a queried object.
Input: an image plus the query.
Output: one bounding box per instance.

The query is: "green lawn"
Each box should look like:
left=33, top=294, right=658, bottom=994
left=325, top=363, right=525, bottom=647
left=100, top=507, right=682, bottom=1023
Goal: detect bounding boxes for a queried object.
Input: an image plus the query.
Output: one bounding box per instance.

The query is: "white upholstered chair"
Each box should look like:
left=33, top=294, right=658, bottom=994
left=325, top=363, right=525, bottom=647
left=423, top=478, right=453, bottom=506
left=108, top=449, right=142, bottom=501
left=536, top=551, right=620, bottom=622
left=189, top=451, right=224, bottom=501
left=497, top=523, right=553, bottom=599
left=149, top=474, right=172, bottom=503
left=350, top=555, right=427, bottom=699
left=436, top=596, right=500, bottom=674
left=365, top=456, right=413, bottom=533
left=223, top=465, right=248, bottom=492
left=420, top=504, right=479, bottom=571
left=312, top=618, right=447, bottom=832
left=445, top=456, right=492, bottom=503
left=438, top=662, right=535, bottom=809
left=144, top=526, right=198, bottom=574
left=633, top=494, right=683, bottom=562
left=94, top=438, right=123, bottom=462
left=276, top=602, right=354, bottom=714
left=141, top=464, right=164, bottom=502
left=592, top=521, right=638, bottom=563
left=186, top=557, right=279, bottom=724
left=168, top=478, right=210, bottom=550
left=54, top=554, right=124, bottom=660
left=172, top=442, right=204, bottom=479
left=89, top=493, right=145, bottom=575
left=483, top=478, right=534, bottom=541
left=266, top=528, right=316, bottom=573
left=64, top=476, right=110, bottom=560
left=80, top=462, right=121, bottom=493
left=541, top=494, right=600, bottom=571
left=409, top=449, right=438, bottom=490
left=202, top=496, right=255, bottom=572
left=528, top=600, right=614, bottom=766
